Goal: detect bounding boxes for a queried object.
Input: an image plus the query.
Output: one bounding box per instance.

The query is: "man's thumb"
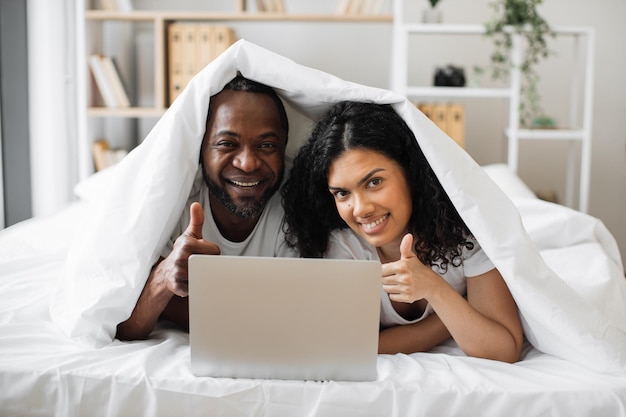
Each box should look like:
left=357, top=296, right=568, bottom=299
left=400, top=233, right=416, bottom=259
left=186, top=202, right=204, bottom=239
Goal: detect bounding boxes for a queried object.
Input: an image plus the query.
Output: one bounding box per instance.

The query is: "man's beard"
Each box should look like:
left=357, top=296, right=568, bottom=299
left=204, top=175, right=281, bottom=220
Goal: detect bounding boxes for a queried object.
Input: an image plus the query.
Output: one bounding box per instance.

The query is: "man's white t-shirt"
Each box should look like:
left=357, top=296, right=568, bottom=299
left=161, top=172, right=296, bottom=259
left=326, top=229, right=494, bottom=328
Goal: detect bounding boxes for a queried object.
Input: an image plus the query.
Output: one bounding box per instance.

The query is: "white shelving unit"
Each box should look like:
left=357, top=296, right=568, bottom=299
left=76, top=0, right=393, bottom=182
left=390, top=1, right=595, bottom=212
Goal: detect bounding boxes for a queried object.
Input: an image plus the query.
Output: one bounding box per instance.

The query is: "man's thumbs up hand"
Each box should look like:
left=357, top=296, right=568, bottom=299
left=159, top=202, right=220, bottom=297
left=185, top=202, right=205, bottom=240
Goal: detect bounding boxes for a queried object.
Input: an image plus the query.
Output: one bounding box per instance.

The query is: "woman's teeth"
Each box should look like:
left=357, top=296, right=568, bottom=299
left=363, top=214, right=388, bottom=229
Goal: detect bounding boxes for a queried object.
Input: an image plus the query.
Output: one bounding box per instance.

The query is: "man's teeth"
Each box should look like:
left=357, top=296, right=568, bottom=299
left=232, top=180, right=260, bottom=187
left=363, top=214, right=388, bottom=229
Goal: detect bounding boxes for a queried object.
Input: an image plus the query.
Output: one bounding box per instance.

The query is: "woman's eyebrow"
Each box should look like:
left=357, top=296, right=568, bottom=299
left=357, top=168, right=385, bottom=186
left=328, top=168, right=385, bottom=191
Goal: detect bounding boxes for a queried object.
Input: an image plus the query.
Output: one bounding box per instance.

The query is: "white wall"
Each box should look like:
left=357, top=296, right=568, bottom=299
left=30, top=0, right=626, bottom=264
left=426, top=0, right=626, bottom=265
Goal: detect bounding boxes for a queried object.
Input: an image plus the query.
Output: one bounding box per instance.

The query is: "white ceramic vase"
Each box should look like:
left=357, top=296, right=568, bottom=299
left=422, top=8, right=442, bottom=23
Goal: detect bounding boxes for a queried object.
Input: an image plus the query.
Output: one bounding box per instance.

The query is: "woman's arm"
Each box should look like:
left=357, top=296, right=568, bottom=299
left=427, top=267, right=523, bottom=363
left=378, top=313, right=451, bottom=354
left=382, top=234, right=524, bottom=362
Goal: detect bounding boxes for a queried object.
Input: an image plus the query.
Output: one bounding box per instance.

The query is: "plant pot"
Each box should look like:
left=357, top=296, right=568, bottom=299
left=422, top=8, right=442, bottom=24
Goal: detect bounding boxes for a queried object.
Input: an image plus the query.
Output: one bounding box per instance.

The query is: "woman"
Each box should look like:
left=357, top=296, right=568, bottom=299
left=282, top=101, right=523, bottom=362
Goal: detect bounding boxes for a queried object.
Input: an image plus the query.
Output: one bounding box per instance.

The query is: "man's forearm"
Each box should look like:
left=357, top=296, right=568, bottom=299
left=161, top=296, right=190, bottom=330
left=116, top=264, right=173, bottom=340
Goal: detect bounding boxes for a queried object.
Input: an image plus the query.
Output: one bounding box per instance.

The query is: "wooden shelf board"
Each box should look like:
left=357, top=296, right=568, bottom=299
left=509, top=128, right=586, bottom=141
left=87, top=107, right=166, bottom=117
left=406, top=86, right=512, bottom=99
left=85, top=10, right=392, bottom=23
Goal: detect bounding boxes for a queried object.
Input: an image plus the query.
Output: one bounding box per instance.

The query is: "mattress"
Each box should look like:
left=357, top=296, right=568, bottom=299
left=1, top=177, right=625, bottom=416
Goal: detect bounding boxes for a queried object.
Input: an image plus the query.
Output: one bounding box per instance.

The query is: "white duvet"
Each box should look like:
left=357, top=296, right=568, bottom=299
left=2, top=185, right=625, bottom=416
left=50, top=40, right=626, bottom=376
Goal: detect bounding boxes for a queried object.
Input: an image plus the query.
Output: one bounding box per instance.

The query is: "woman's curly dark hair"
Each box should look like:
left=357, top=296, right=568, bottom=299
left=281, top=101, right=473, bottom=271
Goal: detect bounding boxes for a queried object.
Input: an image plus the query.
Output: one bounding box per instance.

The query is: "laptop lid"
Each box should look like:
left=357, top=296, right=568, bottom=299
left=188, top=255, right=381, bottom=381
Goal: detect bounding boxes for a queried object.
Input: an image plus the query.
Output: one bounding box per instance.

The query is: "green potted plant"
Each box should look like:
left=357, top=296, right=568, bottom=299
left=423, top=0, right=443, bottom=24
left=484, top=0, right=554, bottom=127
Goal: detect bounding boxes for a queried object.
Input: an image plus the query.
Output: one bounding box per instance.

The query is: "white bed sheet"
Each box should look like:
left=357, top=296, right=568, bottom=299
left=1, top=187, right=625, bottom=417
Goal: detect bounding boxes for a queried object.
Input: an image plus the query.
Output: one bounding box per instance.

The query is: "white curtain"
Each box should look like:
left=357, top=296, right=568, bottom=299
left=27, top=0, right=78, bottom=217
left=0, top=96, right=4, bottom=229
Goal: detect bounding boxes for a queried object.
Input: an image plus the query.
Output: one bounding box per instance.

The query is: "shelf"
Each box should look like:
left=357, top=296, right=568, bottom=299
left=509, top=128, right=586, bottom=141
left=391, top=1, right=595, bottom=212
left=85, top=10, right=393, bottom=23
left=78, top=1, right=395, bottom=181
left=406, top=86, right=511, bottom=99
left=401, top=24, right=486, bottom=34
left=400, top=23, right=594, bottom=36
left=87, top=107, right=166, bottom=118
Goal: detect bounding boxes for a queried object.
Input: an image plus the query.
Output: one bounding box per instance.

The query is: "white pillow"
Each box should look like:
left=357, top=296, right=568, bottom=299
left=481, top=163, right=536, bottom=201
left=73, top=165, right=119, bottom=201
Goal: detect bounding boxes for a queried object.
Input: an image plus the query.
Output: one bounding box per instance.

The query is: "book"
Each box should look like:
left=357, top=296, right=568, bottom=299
left=213, top=26, right=237, bottom=60
left=99, top=0, right=133, bottom=11
left=92, top=139, right=109, bottom=172
left=99, top=0, right=117, bottom=11
left=362, top=0, right=385, bottom=14
left=92, top=139, right=128, bottom=171
left=196, top=24, right=214, bottom=73
left=100, top=55, right=131, bottom=107
left=272, top=0, right=285, bottom=13
left=417, top=103, right=434, bottom=120
left=167, top=23, right=185, bottom=105
left=335, top=0, right=352, bottom=14
left=88, top=54, right=117, bottom=107
left=339, top=0, right=385, bottom=16
left=181, top=23, right=198, bottom=97
left=445, top=104, right=465, bottom=148
left=346, top=0, right=364, bottom=14
left=432, top=103, right=448, bottom=133
left=115, top=0, right=133, bottom=12
left=257, top=0, right=285, bottom=12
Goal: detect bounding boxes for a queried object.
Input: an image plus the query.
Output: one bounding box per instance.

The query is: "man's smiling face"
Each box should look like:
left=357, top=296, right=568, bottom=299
left=201, top=89, right=287, bottom=222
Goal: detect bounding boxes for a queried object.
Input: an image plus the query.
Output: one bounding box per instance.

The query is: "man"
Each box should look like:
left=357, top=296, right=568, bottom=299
left=116, top=75, right=295, bottom=340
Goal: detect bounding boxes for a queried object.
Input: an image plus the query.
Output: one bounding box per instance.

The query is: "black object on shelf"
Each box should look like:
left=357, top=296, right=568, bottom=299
left=434, top=65, right=466, bottom=87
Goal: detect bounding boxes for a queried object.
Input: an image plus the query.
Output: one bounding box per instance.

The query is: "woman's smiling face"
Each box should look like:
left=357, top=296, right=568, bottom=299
left=327, top=148, right=413, bottom=251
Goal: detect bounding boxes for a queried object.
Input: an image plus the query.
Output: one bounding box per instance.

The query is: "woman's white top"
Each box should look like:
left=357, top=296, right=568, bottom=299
left=326, top=229, right=495, bottom=328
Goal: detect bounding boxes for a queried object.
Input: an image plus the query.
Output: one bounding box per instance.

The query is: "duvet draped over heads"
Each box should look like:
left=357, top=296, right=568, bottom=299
left=50, top=40, right=626, bottom=373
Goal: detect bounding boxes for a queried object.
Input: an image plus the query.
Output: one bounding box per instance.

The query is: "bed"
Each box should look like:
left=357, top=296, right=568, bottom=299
left=2, top=41, right=626, bottom=416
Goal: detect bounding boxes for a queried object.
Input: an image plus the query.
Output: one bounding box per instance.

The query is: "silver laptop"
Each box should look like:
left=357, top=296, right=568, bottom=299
left=188, top=255, right=381, bottom=381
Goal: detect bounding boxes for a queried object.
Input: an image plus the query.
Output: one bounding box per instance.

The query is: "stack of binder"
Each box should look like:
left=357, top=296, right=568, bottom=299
left=167, top=23, right=238, bottom=105
left=417, top=103, right=465, bottom=148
